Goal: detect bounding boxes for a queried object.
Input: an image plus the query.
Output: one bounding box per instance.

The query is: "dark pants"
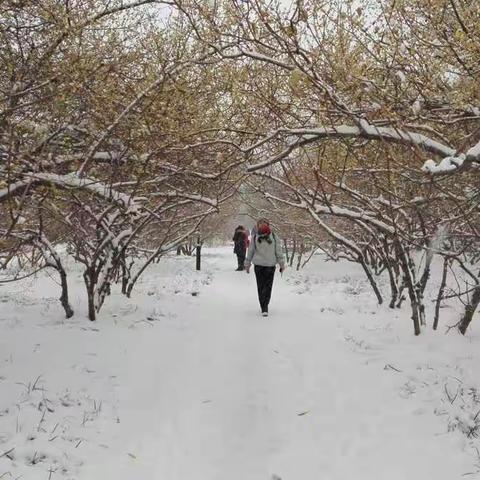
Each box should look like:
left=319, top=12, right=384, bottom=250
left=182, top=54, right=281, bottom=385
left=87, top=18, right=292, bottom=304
left=254, top=265, right=276, bottom=312
left=236, top=253, right=245, bottom=270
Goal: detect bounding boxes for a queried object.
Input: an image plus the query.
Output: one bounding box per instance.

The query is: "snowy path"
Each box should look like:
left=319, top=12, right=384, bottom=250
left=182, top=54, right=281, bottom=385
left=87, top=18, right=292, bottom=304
left=1, top=248, right=476, bottom=479
left=79, top=249, right=471, bottom=480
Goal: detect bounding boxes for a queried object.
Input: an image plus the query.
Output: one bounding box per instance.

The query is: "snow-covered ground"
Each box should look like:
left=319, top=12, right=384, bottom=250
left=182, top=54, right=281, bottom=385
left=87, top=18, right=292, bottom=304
left=1, top=247, right=479, bottom=479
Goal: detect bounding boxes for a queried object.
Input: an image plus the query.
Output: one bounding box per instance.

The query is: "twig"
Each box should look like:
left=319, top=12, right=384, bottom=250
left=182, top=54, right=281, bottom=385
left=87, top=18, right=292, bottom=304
left=445, top=384, right=460, bottom=404
left=384, top=364, right=403, bottom=372
left=0, top=448, right=14, bottom=459
left=37, top=409, right=47, bottom=432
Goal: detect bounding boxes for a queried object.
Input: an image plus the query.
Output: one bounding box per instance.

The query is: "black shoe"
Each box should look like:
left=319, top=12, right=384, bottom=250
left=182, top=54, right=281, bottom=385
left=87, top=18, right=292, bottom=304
left=262, top=311, right=268, bottom=317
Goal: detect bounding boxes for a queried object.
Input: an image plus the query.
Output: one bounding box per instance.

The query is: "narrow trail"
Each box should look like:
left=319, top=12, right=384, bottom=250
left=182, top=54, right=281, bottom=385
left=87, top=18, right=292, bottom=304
left=82, top=249, right=470, bottom=480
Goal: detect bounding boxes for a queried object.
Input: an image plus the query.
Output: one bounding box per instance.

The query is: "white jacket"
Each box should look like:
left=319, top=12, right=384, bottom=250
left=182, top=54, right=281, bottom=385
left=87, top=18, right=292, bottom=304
left=245, top=231, right=285, bottom=268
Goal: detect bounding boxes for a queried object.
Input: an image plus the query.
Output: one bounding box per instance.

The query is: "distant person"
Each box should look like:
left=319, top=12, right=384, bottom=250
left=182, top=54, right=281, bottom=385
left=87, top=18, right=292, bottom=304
left=245, top=218, right=285, bottom=316
left=232, top=225, right=249, bottom=271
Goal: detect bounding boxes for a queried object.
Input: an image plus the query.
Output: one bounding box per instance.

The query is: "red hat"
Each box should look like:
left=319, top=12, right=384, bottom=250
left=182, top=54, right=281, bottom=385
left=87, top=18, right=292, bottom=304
left=258, top=225, right=271, bottom=235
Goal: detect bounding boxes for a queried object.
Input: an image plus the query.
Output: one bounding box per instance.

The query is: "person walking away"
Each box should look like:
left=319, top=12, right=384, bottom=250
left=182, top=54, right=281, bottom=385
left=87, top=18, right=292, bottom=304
left=233, top=225, right=248, bottom=271
left=245, top=219, right=285, bottom=316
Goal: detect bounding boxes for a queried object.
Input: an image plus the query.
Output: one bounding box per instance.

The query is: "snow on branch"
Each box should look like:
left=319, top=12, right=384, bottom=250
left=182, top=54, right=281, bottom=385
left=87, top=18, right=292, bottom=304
left=0, top=179, right=33, bottom=201
left=23, top=172, right=142, bottom=211
left=158, top=160, right=244, bottom=180
left=247, top=125, right=456, bottom=172
left=422, top=155, right=466, bottom=174
left=238, top=49, right=294, bottom=71
left=150, top=190, right=219, bottom=208
left=467, top=139, right=480, bottom=160
left=0, top=172, right=143, bottom=209
left=216, top=46, right=294, bottom=71
left=422, top=139, right=480, bottom=175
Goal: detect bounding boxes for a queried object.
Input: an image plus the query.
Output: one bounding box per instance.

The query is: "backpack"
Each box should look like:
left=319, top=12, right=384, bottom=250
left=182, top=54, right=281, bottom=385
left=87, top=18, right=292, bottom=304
left=252, top=231, right=277, bottom=248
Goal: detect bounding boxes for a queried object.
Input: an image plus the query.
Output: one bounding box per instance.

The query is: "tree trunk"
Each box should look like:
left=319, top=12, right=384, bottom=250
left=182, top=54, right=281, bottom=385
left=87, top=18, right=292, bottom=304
left=59, top=268, right=74, bottom=318
left=296, top=244, right=304, bottom=271
left=458, top=285, right=480, bottom=335
left=121, top=260, right=128, bottom=294
left=395, top=275, right=406, bottom=308
left=289, top=239, right=296, bottom=267
left=283, top=238, right=290, bottom=263
left=397, top=243, right=422, bottom=335
left=301, top=247, right=317, bottom=269
left=84, top=269, right=96, bottom=321
left=419, top=252, right=432, bottom=294
left=196, top=236, right=201, bottom=271
left=359, top=258, right=383, bottom=305
left=87, top=288, right=96, bottom=321
left=433, top=257, right=450, bottom=330
left=126, top=253, right=160, bottom=298
left=385, top=262, right=399, bottom=309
